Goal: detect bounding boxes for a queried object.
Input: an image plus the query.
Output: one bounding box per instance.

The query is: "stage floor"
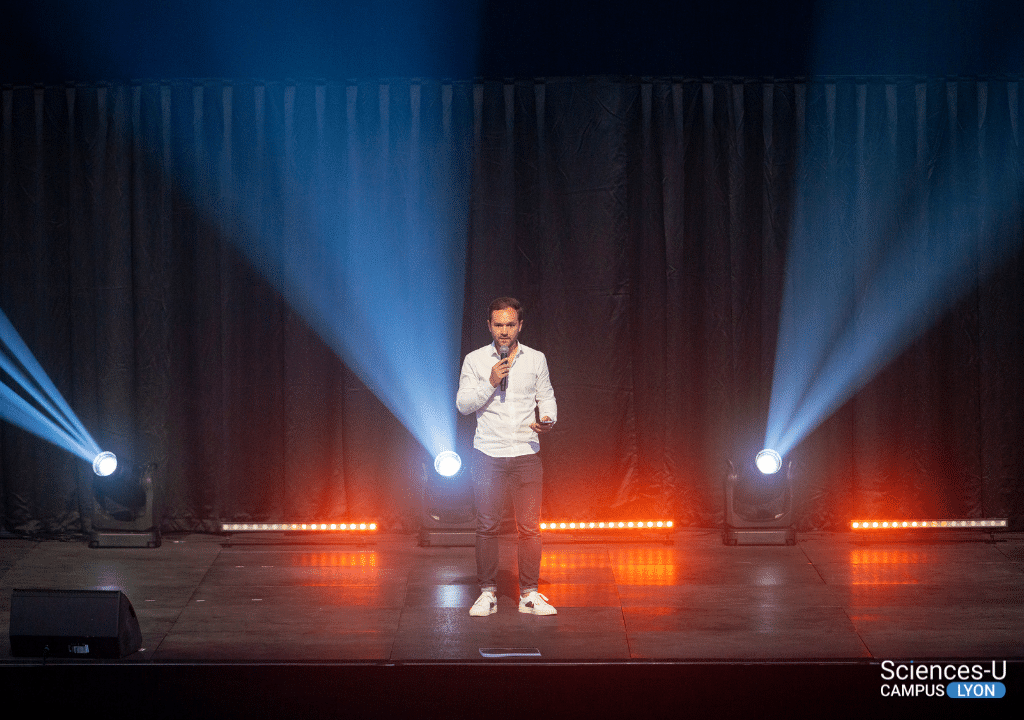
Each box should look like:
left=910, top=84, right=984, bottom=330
left=2, top=529, right=1021, bottom=663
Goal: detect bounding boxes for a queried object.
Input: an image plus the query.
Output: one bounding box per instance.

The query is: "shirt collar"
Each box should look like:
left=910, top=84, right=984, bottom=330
left=491, top=341, right=524, bottom=358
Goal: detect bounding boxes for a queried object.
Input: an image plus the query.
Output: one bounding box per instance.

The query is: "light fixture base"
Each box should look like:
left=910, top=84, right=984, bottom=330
left=723, top=527, right=796, bottom=546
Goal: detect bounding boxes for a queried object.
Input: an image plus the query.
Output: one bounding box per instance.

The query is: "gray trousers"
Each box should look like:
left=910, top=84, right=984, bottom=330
left=472, top=449, right=543, bottom=594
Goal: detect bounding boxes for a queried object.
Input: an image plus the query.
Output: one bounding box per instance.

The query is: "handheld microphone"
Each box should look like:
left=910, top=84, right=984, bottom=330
left=499, top=345, right=509, bottom=391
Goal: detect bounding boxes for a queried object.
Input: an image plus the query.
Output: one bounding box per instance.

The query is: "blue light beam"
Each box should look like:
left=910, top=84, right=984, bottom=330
left=1, top=307, right=103, bottom=463
left=187, top=82, right=472, bottom=460
left=270, top=193, right=467, bottom=458
left=766, top=133, right=1022, bottom=459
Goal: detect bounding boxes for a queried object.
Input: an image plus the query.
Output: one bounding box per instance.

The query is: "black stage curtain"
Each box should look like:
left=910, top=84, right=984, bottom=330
left=1, top=78, right=1022, bottom=534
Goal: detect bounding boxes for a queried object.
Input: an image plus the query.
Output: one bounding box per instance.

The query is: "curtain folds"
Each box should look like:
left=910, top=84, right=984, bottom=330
left=1, top=77, right=1022, bottom=534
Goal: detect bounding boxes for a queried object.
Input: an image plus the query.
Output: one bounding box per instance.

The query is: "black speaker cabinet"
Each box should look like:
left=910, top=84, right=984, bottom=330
left=9, top=589, right=143, bottom=658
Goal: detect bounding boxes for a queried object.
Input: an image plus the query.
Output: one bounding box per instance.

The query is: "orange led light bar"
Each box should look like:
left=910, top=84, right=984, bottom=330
left=221, top=522, right=378, bottom=532
left=850, top=519, right=1007, bottom=530
left=540, top=520, right=674, bottom=530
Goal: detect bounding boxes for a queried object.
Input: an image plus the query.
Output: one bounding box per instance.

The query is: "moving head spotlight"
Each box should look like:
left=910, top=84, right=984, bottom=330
left=723, top=452, right=796, bottom=546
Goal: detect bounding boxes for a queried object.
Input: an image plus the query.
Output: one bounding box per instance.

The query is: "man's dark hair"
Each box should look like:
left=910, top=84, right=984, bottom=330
left=488, top=296, right=523, bottom=322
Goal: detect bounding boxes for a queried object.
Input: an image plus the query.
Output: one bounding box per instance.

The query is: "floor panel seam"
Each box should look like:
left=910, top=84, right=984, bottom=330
left=151, top=541, right=226, bottom=658
left=800, top=542, right=876, bottom=660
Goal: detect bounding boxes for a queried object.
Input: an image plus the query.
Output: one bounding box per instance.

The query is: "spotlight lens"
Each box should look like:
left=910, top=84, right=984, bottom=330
left=93, top=451, right=118, bottom=477
left=755, top=449, right=782, bottom=475
left=434, top=451, right=462, bottom=477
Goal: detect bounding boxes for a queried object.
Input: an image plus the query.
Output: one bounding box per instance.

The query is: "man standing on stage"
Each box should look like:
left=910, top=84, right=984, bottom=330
left=457, top=297, right=558, bottom=616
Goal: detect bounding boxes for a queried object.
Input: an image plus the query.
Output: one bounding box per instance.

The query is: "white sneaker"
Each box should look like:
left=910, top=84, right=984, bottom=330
left=518, top=591, right=557, bottom=615
left=469, top=591, right=497, bottom=616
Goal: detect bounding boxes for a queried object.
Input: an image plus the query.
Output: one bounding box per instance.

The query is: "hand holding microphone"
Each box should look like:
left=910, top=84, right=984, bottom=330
left=489, top=345, right=511, bottom=389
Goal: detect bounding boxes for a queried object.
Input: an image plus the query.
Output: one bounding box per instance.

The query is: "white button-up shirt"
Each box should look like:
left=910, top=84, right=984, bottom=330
left=456, top=342, right=557, bottom=457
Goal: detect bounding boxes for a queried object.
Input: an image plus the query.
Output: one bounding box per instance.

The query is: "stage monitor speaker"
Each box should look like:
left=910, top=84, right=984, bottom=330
left=9, top=589, right=143, bottom=658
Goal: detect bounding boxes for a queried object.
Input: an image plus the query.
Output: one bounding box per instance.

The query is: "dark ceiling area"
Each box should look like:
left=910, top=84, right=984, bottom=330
left=2, top=0, right=1022, bottom=84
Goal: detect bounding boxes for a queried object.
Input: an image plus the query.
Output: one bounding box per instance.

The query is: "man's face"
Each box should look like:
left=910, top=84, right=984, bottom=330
left=488, top=307, right=522, bottom=350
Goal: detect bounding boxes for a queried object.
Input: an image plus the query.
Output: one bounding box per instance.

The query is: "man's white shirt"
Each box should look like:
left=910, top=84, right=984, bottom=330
left=456, top=342, right=557, bottom=457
